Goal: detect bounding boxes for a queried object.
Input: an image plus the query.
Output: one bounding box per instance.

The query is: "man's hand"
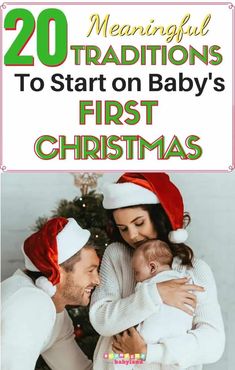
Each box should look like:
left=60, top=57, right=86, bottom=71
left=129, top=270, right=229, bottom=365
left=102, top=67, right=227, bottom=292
left=112, top=327, right=147, bottom=356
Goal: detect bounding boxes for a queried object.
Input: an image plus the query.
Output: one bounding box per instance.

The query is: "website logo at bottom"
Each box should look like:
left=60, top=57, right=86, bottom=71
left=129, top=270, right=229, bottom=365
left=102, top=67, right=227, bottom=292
left=103, top=352, right=146, bottom=365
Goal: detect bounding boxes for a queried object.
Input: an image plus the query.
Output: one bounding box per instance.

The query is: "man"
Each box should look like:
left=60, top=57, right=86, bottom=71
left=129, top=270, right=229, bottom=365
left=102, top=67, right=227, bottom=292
left=1, top=217, right=100, bottom=370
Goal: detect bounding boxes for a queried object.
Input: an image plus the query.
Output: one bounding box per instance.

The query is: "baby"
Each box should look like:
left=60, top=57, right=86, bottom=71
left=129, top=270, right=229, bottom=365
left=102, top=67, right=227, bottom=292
left=112, top=240, right=194, bottom=370
left=132, top=240, right=193, bottom=345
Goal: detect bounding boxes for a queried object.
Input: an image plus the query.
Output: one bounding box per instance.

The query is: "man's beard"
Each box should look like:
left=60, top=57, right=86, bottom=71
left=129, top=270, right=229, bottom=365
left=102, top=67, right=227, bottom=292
left=62, top=274, right=85, bottom=305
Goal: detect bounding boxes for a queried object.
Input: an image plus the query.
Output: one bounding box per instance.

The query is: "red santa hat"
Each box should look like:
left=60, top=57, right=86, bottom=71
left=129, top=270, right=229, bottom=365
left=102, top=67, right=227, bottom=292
left=22, top=217, right=90, bottom=297
left=102, top=172, right=188, bottom=244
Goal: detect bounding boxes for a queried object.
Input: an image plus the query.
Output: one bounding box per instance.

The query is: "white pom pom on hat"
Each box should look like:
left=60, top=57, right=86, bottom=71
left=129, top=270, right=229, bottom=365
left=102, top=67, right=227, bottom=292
left=35, top=276, right=57, bottom=297
left=168, top=229, right=188, bottom=244
left=103, top=172, right=188, bottom=244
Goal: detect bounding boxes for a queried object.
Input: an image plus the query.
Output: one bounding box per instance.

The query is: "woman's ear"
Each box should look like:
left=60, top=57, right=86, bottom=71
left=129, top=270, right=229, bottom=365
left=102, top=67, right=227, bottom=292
left=149, top=261, right=158, bottom=274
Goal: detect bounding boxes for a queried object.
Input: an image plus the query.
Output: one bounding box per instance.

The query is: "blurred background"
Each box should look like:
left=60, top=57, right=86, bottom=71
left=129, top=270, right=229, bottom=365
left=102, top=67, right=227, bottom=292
left=1, top=171, right=235, bottom=370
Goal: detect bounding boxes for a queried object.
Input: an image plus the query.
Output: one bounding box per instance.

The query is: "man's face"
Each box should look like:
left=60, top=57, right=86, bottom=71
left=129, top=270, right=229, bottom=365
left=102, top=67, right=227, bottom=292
left=60, top=247, right=100, bottom=306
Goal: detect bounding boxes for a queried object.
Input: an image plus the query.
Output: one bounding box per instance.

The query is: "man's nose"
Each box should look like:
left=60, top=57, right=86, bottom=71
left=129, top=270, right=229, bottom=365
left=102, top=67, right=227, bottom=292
left=93, top=271, right=101, bottom=286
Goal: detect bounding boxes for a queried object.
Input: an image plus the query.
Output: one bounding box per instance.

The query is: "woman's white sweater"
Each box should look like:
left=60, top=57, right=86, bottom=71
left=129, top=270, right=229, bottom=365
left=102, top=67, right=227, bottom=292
left=89, top=242, right=225, bottom=370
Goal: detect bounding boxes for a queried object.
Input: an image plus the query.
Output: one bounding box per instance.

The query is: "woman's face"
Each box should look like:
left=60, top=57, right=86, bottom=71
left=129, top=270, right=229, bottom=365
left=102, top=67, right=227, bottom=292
left=113, top=206, right=157, bottom=248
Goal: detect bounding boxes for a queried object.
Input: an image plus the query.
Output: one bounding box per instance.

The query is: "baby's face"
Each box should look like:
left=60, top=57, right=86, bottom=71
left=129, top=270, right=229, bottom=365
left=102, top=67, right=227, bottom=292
left=132, top=251, right=151, bottom=282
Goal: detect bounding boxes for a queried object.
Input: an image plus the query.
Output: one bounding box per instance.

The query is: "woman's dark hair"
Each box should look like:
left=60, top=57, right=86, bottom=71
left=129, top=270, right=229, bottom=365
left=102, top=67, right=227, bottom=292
left=107, top=203, right=194, bottom=267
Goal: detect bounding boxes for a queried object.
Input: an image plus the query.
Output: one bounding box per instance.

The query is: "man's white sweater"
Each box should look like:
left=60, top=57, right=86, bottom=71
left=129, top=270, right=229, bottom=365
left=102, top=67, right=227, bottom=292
left=1, top=270, right=92, bottom=370
left=89, top=242, right=225, bottom=370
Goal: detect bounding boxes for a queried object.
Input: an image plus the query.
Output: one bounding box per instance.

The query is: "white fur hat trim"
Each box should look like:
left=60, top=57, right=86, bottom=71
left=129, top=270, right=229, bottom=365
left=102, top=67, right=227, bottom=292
left=56, top=218, right=90, bottom=264
left=102, top=182, right=159, bottom=209
left=35, top=276, right=57, bottom=297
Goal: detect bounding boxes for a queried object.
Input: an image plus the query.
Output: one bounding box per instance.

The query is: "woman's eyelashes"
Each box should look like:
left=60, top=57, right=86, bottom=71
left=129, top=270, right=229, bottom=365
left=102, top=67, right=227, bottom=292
left=135, top=221, right=144, bottom=227
left=119, top=227, right=128, bottom=233
left=119, top=221, right=145, bottom=232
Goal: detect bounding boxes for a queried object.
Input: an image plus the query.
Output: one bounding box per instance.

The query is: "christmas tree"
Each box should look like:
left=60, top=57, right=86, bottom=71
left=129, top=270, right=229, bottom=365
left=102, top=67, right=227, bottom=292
left=35, top=174, right=110, bottom=370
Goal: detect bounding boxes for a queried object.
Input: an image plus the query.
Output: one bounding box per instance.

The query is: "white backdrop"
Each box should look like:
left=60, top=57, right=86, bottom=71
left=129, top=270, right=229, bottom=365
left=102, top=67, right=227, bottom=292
left=1, top=172, right=235, bottom=369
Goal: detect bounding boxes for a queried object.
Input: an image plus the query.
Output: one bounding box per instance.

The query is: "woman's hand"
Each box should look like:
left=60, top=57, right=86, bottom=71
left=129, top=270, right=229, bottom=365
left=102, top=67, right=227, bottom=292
left=157, top=278, right=205, bottom=315
left=112, top=327, right=147, bottom=356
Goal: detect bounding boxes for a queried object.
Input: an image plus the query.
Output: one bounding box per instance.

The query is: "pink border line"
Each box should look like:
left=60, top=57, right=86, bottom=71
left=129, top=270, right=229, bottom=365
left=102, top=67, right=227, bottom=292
left=0, top=8, right=3, bottom=167
left=5, top=169, right=229, bottom=173
left=3, top=2, right=234, bottom=5
left=233, top=4, right=235, bottom=168
left=1, top=2, right=234, bottom=173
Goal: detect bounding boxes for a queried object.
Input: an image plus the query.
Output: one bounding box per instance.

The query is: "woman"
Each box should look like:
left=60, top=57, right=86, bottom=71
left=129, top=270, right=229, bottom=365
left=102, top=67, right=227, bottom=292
left=89, top=173, right=225, bottom=370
